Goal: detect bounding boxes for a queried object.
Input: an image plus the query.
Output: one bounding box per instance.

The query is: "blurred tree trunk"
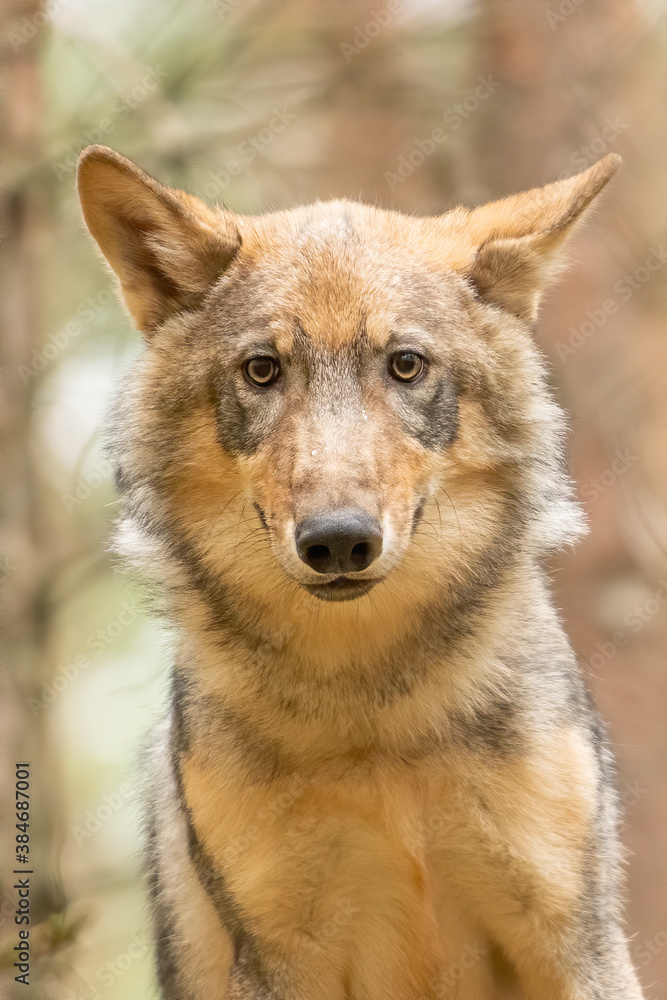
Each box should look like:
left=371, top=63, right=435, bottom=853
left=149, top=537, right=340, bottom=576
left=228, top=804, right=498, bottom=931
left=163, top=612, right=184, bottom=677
left=1, top=0, right=67, bottom=992
left=265, top=1, right=412, bottom=203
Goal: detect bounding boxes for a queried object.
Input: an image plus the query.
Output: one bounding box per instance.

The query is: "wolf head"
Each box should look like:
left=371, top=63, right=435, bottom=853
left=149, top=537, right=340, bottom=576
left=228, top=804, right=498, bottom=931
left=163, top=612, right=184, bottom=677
left=77, top=148, right=617, bottom=642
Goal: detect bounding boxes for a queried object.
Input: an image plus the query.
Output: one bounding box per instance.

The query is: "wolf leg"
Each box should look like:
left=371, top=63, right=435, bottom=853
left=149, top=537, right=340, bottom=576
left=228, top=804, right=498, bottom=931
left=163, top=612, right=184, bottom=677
left=439, top=723, right=645, bottom=1000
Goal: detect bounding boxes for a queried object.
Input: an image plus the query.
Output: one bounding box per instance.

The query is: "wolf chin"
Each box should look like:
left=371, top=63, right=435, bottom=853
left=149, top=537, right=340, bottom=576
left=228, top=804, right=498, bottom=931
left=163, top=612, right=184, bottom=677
left=78, top=145, right=643, bottom=999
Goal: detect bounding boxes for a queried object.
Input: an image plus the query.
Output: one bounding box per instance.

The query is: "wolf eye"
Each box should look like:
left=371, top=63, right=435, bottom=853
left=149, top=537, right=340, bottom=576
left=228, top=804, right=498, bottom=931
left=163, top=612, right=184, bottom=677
left=244, top=356, right=280, bottom=387
left=388, top=352, right=426, bottom=383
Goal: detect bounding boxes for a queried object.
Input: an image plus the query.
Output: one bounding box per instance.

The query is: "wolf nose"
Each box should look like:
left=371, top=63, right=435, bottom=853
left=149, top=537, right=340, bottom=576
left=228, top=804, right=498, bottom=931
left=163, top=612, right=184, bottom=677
left=295, top=508, right=382, bottom=575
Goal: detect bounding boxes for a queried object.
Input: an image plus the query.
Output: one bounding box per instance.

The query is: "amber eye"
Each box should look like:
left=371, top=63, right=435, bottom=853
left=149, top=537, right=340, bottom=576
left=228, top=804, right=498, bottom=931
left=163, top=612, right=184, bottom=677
left=244, top=356, right=280, bottom=387
left=388, top=352, right=426, bottom=383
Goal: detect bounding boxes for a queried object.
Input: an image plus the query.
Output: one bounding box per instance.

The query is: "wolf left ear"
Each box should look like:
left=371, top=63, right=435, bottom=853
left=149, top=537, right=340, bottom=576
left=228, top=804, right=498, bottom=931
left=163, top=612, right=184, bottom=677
left=455, top=154, right=621, bottom=321
left=77, top=145, right=241, bottom=335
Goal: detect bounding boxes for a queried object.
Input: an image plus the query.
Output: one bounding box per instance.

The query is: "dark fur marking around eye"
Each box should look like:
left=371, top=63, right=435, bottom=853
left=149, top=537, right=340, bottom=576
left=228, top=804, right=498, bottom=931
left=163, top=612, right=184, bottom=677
left=400, top=376, right=459, bottom=452
left=215, top=377, right=267, bottom=456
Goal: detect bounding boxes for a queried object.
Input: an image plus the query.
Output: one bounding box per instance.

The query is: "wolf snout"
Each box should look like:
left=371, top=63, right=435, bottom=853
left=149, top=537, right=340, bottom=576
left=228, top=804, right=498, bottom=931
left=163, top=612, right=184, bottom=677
left=295, top=508, right=382, bottom=575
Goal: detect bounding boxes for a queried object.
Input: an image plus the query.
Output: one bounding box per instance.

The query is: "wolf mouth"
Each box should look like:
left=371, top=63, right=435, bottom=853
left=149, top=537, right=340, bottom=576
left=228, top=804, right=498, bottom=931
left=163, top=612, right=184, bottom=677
left=302, top=577, right=380, bottom=602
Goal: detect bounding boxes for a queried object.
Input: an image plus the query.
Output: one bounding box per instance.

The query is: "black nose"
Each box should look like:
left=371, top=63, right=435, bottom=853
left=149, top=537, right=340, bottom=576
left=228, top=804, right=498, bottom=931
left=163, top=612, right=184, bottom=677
left=295, top=508, right=382, bottom=575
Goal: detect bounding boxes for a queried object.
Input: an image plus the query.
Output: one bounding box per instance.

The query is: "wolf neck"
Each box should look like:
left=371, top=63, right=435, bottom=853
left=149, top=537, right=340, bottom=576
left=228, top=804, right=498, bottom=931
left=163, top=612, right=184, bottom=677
left=170, top=555, right=552, bottom=753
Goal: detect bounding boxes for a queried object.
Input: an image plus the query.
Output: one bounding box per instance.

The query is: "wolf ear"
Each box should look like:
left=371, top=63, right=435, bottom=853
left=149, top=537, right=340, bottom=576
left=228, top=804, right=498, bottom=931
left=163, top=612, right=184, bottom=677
left=457, top=154, right=621, bottom=321
left=77, top=145, right=241, bottom=335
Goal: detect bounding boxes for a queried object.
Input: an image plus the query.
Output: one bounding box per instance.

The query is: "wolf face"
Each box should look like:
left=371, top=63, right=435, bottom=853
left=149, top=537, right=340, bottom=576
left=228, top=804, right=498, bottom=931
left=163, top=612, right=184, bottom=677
left=203, top=231, right=467, bottom=602
left=77, top=147, right=617, bottom=630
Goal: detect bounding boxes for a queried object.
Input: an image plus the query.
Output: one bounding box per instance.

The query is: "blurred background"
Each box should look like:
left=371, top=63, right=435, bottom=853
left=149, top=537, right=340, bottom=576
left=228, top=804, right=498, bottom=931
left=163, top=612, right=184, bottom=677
left=1, top=0, right=664, bottom=997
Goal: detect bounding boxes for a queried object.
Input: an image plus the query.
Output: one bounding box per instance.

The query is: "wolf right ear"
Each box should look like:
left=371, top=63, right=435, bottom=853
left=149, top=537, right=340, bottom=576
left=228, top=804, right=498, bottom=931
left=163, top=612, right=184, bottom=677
left=77, top=146, right=241, bottom=335
left=449, top=154, right=621, bottom=322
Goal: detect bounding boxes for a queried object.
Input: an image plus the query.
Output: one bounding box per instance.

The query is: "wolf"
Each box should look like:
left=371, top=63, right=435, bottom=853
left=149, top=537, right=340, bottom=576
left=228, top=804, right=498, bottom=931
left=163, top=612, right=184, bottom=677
left=77, top=145, right=643, bottom=999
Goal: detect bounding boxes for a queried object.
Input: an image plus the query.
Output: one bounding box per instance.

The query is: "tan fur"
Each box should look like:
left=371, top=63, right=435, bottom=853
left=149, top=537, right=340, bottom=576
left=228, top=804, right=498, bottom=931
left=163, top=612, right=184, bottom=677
left=77, top=146, right=642, bottom=999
